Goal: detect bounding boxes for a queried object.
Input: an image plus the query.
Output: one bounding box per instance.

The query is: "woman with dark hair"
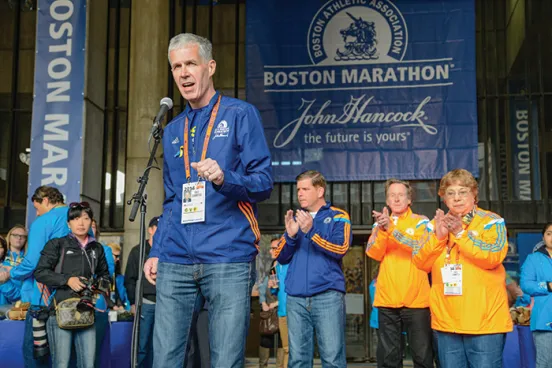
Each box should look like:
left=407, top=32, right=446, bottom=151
left=35, top=202, right=110, bottom=368
left=520, top=222, right=552, bottom=368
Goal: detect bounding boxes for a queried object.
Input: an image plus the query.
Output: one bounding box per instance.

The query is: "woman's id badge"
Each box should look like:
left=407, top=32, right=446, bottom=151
left=441, top=264, right=462, bottom=296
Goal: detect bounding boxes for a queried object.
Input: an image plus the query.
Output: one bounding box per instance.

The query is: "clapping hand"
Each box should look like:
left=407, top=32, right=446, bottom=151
left=434, top=209, right=449, bottom=240
left=443, top=212, right=463, bottom=235
left=285, top=210, right=299, bottom=237
left=372, top=207, right=390, bottom=231
left=296, top=210, right=313, bottom=234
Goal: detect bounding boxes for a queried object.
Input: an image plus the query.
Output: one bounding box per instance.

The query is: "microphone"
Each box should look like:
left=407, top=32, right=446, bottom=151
left=152, top=97, right=174, bottom=129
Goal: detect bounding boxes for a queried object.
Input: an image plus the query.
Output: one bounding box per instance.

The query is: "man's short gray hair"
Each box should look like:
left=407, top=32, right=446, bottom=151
left=168, top=33, right=213, bottom=64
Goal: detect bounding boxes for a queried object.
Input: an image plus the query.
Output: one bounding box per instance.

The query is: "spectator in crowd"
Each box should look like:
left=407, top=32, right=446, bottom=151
left=90, top=218, right=116, bottom=368
left=274, top=170, right=351, bottom=367
left=0, top=236, right=6, bottom=263
left=0, top=186, right=69, bottom=367
left=0, top=236, right=22, bottom=305
left=520, top=222, right=552, bottom=368
left=5, top=225, right=28, bottom=266
left=106, top=243, right=130, bottom=311
left=366, top=179, right=433, bottom=368
left=258, top=259, right=284, bottom=368
left=268, top=237, right=290, bottom=368
left=126, top=216, right=159, bottom=368
left=91, top=219, right=116, bottom=277
left=0, top=226, right=27, bottom=304
left=143, top=32, right=272, bottom=368
left=368, top=264, right=379, bottom=339
left=412, top=169, right=512, bottom=368
left=34, top=202, right=110, bottom=368
left=506, top=273, right=530, bottom=308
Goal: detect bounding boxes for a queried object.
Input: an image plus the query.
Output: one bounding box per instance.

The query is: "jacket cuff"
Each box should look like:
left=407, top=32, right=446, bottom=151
left=305, top=227, right=316, bottom=239
left=284, top=232, right=297, bottom=246
left=213, top=170, right=238, bottom=196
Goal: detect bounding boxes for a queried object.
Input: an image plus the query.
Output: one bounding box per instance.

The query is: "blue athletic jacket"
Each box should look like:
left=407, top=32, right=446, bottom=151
left=521, top=244, right=552, bottom=332
left=10, top=206, right=70, bottom=306
left=150, top=92, right=273, bottom=264
left=275, top=203, right=352, bottom=297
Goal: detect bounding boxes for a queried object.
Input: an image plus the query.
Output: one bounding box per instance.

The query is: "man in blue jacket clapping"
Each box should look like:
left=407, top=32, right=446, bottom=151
left=274, top=170, right=352, bottom=368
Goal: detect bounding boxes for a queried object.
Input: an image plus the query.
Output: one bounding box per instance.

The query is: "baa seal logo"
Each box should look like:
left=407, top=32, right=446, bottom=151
left=308, top=0, right=407, bottom=65
left=213, top=120, right=229, bottom=139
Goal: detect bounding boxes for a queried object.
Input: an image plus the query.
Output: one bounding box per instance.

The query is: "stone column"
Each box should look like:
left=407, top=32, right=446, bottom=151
left=82, top=0, right=108, bottom=220
left=123, top=0, right=169, bottom=266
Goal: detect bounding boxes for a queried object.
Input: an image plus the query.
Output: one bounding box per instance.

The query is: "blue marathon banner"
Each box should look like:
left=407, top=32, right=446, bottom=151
left=246, top=0, right=478, bottom=182
left=27, top=0, right=87, bottom=225
left=510, top=98, right=540, bottom=201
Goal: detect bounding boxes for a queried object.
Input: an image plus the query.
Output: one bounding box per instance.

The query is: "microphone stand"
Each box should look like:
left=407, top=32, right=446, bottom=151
left=127, top=124, right=163, bottom=368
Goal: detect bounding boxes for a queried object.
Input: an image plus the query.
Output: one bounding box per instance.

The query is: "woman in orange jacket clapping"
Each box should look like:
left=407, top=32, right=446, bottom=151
left=413, top=169, right=512, bottom=368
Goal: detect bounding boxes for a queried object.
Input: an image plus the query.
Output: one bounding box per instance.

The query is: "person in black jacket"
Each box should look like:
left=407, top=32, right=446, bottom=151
left=125, top=216, right=159, bottom=368
left=35, top=202, right=110, bottom=368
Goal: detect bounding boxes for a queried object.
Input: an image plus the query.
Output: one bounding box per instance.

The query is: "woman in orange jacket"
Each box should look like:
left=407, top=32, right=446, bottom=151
left=413, top=169, right=512, bottom=368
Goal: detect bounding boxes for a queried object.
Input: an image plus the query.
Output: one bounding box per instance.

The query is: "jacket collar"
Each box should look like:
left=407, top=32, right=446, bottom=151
left=183, top=91, right=220, bottom=118
left=300, top=201, right=331, bottom=215
left=392, top=207, right=412, bottom=220
left=536, top=243, right=552, bottom=258
left=68, top=233, right=96, bottom=248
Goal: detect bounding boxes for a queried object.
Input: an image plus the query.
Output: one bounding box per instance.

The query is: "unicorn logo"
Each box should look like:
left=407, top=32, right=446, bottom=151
left=307, top=0, right=408, bottom=65
left=336, top=12, right=378, bottom=61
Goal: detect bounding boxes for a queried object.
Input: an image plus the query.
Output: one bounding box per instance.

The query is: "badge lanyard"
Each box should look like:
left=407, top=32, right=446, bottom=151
left=445, top=207, right=476, bottom=266
left=445, top=240, right=460, bottom=266
left=183, top=94, right=222, bottom=182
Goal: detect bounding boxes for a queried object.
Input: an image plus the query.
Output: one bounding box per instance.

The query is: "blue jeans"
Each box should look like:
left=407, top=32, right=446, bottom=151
left=46, top=316, right=96, bottom=368
left=139, top=303, right=156, bottom=368
left=23, top=310, right=50, bottom=368
left=153, top=261, right=254, bottom=368
left=435, top=331, right=506, bottom=368
left=533, top=331, right=552, bottom=368
left=287, top=290, right=346, bottom=368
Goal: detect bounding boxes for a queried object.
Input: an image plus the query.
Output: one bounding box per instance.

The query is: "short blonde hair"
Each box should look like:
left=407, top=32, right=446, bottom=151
left=6, top=225, right=27, bottom=253
left=438, top=169, right=478, bottom=202
left=107, top=243, right=121, bottom=253
left=384, top=179, right=412, bottom=200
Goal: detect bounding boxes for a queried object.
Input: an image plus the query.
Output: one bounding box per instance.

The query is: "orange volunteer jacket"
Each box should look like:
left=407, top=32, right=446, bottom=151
left=412, top=207, right=513, bottom=334
left=366, top=207, right=431, bottom=309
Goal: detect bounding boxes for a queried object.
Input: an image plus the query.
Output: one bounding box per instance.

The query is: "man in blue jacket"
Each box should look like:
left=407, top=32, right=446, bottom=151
left=274, top=170, right=352, bottom=368
left=143, top=33, right=273, bottom=368
left=0, top=186, right=68, bottom=367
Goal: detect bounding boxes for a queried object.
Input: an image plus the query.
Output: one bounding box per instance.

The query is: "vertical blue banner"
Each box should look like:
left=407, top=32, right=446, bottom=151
left=246, top=0, right=478, bottom=182
left=510, top=98, right=540, bottom=200
left=27, top=0, right=87, bottom=225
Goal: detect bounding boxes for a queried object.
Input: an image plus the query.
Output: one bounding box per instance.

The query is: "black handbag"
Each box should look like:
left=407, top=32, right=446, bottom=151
left=259, top=308, right=279, bottom=335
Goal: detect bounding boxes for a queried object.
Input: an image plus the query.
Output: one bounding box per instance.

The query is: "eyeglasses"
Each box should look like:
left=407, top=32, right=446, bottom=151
left=113, top=254, right=120, bottom=259
left=444, top=190, right=471, bottom=199
left=10, top=234, right=27, bottom=239
left=69, top=201, right=90, bottom=208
